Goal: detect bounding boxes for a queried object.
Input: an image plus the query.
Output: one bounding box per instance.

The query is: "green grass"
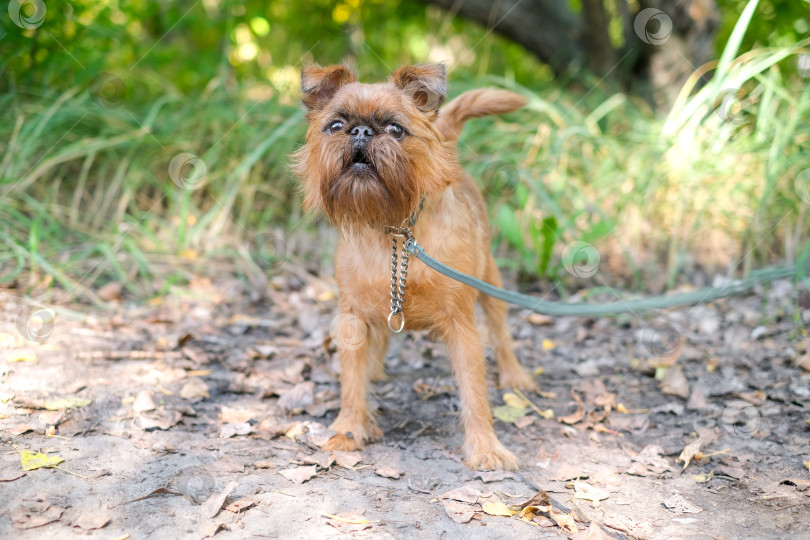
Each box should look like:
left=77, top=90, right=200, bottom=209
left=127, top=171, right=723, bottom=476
left=1, top=6, right=808, bottom=304
left=458, top=26, right=810, bottom=292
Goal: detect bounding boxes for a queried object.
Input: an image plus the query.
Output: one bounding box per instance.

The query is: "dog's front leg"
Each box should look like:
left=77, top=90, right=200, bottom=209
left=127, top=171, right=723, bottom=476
left=324, top=314, right=383, bottom=451
left=439, top=315, right=520, bottom=471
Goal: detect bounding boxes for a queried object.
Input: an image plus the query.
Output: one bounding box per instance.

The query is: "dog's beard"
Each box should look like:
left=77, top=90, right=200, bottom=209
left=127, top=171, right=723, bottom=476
left=321, top=143, right=419, bottom=231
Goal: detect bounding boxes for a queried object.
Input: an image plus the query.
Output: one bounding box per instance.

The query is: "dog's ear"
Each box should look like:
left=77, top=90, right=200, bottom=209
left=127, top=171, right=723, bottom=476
left=301, top=64, right=357, bottom=112
left=389, top=64, right=446, bottom=113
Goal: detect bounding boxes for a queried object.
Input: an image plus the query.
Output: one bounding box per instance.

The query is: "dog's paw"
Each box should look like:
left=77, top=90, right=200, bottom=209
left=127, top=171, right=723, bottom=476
left=326, top=417, right=382, bottom=450
left=323, top=433, right=363, bottom=452
left=464, top=439, right=520, bottom=471
left=498, top=367, right=538, bottom=392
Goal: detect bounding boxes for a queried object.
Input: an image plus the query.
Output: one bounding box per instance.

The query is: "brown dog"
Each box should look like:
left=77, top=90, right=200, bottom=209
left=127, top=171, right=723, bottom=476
left=292, top=63, right=535, bottom=470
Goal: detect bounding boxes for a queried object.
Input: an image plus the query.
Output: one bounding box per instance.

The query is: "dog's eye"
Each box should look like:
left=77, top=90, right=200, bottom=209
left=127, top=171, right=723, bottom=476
left=326, top=120, right=344, bottom=134
left=385, top=123, right=404, bottom=139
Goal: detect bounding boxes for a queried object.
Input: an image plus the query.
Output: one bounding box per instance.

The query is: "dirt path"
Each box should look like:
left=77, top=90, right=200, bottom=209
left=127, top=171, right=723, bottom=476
left=1, top=269, right=809, bottom=539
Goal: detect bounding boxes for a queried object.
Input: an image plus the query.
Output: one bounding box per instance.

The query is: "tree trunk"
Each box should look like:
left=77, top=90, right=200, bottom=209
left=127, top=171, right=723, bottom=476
left=418, top=0, right=720, bottom=110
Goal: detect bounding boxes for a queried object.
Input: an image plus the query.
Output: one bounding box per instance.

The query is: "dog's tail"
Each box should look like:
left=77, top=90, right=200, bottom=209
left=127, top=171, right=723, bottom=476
left=434, top=89, right=527, bottom=142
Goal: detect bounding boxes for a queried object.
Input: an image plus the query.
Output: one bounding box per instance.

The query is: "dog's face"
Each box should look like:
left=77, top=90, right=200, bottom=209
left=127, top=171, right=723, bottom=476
left=292, top=64, right=456, bottom=230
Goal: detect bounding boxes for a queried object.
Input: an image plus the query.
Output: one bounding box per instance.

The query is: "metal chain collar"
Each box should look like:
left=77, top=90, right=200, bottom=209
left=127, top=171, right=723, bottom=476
left=386, top=227, right=411, bottom=332
left=382, top=198, right=425, bottom=333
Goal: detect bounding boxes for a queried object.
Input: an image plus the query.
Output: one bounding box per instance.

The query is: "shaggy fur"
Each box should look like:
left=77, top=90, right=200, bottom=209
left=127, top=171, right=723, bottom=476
left=291, top=63, right=533, bottom=470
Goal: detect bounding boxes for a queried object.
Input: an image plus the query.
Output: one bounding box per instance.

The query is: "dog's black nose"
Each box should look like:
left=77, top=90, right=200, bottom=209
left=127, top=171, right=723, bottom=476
left=350, top=125, right=373, bottom=140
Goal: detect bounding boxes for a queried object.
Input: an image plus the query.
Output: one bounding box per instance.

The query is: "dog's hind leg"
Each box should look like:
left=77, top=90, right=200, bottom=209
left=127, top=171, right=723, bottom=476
left=479, top=254, right=537, bottom=391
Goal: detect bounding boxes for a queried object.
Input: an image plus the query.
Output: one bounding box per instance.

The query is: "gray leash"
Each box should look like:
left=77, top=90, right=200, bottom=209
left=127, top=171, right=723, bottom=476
left=399, top=237, right=807, bottom=318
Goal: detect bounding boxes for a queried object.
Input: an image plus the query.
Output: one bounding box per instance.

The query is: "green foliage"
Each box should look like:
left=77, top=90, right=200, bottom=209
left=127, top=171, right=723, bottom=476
left=0, top=0, right=807, bottom=301
left=716, top=0, right=809, bottom=51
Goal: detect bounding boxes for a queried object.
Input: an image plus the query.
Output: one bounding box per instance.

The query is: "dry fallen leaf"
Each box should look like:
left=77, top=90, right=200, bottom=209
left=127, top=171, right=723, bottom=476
left=6, top=423, right=33, bottom=436
left=200, top=480, right=238, bottom=519
left=137, top=410, right=182, bottom=431
left=11, top=497, right=63, bottom=529
left=662, top=493, right=703, bottom=514
left=278, top=381, right=315, bottom=413
left=219, top=406, right=254, bottom=424
left=475, top=470, right=517, bottom=484
left=333, top=451, right=362, bottom=470
left=374, top=467, right=402, bottom=479
left=225, top=497, right=257, bottom=513
left=677, top=439, right=703, bottom=470
left=279, top=465, right=318, bottom=484
left=132, top=391, right=156, bottom=413
left=180, top=377, right=210, bottom=401
left=97, top=282, right=123, bottom=301
left=220, top=422, right=254, bottom=438
left=573, top=481, right=610, bottom=504
left=528, top=313, right=552, bottom=326
left=443, top=500, right=479, bottom=524
left=558, top=390, right=586, bottom=425
left=580, top=521, right=613, bottom=540
left=549, top=509, right=579, bottom=534
left=434, top=486, right=481, bottom=504
left=74, top=512, right=111, bottom=530
left=481, top=501, right=516, bottom=517
left=0, top=467, right=26, bottom=482
left=660, top=365, right=690, bottom=399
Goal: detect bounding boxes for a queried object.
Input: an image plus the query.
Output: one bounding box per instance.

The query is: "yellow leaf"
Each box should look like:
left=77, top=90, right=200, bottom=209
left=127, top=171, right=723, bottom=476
left=481, top=501, right=516, bottom=517
left=533, top=367, right=544, bottom=376
left=43, top=397, right=91, bottom=410
left=538, top=408, right=555, bottom=419
left=180, top=249, right=197, bottom=261
left=18, top=448, right=64, bottom=471
left=693, top=471, right=714, bottom=483
left=8, top=351, right=37, bottom=363
left=616, top=403, right=629, bottom=413
left=549, top=508, right=578, bottom=534
left=503, top=392, right=528, bottom=408
left=493, top=405, right=528, bottom=423
left=541, top=339, right=555, bottom=350
left=804, top=460, right=810, bottom=473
